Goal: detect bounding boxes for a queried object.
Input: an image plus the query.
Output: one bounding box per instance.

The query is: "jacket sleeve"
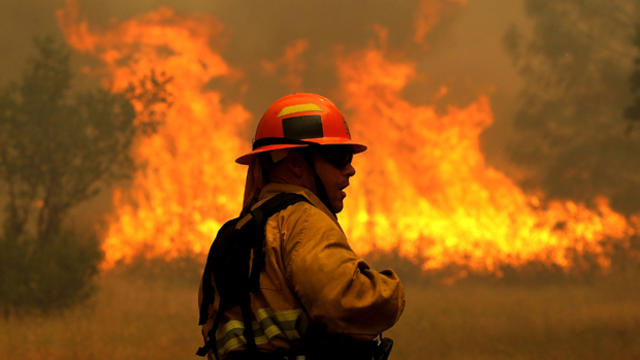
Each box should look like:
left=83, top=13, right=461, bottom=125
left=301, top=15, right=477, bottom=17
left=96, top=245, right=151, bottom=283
left=282, top=203, right=405, bottom=338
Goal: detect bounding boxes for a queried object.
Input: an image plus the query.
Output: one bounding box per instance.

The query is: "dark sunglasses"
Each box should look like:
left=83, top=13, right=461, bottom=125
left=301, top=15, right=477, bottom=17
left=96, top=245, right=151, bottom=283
left=316, top=146, right=354, bottom=169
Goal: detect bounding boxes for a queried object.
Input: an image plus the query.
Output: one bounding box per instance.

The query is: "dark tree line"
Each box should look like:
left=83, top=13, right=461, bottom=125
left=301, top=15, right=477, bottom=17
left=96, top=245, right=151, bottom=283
left=504, top=0, right=640, bottom=214
left=625, top=24, right=640, bottom=130
left=0, top=37, right=169, bottom=315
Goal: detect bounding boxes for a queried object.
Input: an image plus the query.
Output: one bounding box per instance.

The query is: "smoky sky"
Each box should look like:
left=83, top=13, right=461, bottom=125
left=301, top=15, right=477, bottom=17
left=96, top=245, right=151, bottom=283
left=0, top=0, right=524, bottom=122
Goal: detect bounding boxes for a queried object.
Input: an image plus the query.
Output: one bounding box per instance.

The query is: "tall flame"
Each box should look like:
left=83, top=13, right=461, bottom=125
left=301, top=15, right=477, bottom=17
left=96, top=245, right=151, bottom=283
left=58, top=2, right=250, bottom=265
left=336, top=47, right=635, bottom=272
left=57, top=1, right=638, bottom=273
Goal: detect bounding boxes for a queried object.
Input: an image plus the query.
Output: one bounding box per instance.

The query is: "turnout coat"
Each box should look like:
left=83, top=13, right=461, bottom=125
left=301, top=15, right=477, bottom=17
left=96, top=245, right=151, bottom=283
left=198, top=183, right=405, bottom=359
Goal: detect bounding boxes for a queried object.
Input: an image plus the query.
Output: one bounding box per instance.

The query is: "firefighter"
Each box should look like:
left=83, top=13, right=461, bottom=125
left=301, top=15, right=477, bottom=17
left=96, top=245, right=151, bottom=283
left=198, top=93, right=405, bottom=360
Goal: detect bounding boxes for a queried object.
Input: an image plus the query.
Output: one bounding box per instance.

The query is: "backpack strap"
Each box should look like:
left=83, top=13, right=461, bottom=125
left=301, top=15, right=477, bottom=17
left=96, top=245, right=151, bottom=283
left=247, top=193, right=310, bottom=292
left=196, top=192, right=311, bottom=358
left=198, top=218, right=240, bottom=325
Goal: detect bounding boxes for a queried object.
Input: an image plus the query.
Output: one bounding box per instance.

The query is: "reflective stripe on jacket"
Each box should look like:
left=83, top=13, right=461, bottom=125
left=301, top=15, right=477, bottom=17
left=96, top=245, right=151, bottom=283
left=199, top=183, right=405, bottom=359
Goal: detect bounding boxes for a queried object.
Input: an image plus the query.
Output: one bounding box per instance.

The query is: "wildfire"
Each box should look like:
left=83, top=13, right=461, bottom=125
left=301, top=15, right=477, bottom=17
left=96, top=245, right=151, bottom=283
left=57, top=1, right=637, bottom=274
left=57, top=1, right=250, bottom=265
left=337, top=47, right=634, bottom=272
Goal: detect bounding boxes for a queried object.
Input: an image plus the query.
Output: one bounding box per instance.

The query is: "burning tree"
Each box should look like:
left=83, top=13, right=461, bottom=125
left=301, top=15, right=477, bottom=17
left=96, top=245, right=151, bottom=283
left=0, top=37, right=168, bottom=314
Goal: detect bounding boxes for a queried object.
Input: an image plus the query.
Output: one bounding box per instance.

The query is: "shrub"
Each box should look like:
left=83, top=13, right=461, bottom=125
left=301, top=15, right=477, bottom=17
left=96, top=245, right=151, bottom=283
left=0, top=229, right=102, bottom=316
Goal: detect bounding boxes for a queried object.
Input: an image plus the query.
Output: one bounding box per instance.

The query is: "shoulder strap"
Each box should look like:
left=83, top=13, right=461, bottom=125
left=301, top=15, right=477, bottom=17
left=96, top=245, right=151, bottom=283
left=198, top=218, right=239, bottom=326
left=247, top=193, right=310, bottom=292
left=249, top=192, right=310, bottom=226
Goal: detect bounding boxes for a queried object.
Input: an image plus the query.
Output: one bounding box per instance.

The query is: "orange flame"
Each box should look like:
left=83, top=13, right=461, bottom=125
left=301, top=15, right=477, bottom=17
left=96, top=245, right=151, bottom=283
left=336, top=46, right=635, bottom=272
left=58, top=1, right=249, bottom=266
left=57, top=2, right=638, bottom=274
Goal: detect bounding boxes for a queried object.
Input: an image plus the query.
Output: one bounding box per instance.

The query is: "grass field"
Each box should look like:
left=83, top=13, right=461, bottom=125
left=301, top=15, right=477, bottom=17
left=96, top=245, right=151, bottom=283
left=2, top=260, right=640, bottom=360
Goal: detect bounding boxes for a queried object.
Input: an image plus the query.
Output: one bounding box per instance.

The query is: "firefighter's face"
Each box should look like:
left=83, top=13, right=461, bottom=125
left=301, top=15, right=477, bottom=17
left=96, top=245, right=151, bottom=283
left=313, top=146, right=356, bottom=213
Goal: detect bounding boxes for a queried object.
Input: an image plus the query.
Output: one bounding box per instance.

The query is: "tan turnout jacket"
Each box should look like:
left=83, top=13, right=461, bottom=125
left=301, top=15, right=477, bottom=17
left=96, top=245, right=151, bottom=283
left=199, top=183, right=405, bottom=358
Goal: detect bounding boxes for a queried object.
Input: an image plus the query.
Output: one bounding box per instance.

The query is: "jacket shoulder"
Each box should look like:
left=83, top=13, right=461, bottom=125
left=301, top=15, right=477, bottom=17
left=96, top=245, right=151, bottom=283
left=277, top=199, right=338, bottom=233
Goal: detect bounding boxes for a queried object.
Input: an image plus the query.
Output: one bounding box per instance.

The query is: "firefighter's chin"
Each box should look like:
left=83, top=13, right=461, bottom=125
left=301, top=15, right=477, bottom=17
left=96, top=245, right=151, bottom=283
left=331, top=190, right=347, bottom=213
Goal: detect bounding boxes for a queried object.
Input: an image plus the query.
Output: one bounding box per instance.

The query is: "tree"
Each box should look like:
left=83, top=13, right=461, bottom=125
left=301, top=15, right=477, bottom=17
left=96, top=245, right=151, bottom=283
left=624, top=24, right=640, bottom=131
left=0, top=37, right=169, bottom=314
left=503, top=0, right=640, bottom=214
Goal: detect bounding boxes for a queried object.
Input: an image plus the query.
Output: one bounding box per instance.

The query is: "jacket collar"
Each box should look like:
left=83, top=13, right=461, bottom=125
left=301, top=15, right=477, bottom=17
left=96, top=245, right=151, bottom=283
left=257, top=183, right=339, bottom=225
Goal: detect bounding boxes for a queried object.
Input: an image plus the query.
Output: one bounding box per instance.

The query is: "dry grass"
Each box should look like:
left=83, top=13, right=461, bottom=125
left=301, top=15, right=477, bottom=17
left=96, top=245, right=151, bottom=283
left=2, top=263, right=640, bottom=360
left=388, top=278, right=640, bottom=360
left=0, top=268, right=202, bottom=360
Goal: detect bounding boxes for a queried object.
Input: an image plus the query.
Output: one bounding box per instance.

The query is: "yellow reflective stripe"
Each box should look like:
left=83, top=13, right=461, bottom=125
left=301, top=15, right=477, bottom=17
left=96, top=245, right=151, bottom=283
left=255, top=308, right=273, bottom=321
left=219, top=335, right=271, bottom=355
left=273, top=309, right=302, bottom=322
left=263, top=324, right=281, bottom=339
left=220, top=334, right=270, bottom=355
left=254, top=308, right=302, bottom=325
left=216, top=320, right=244, bottom=340
left=273, top=309, right=302, bottom=340
left=215, top=308, right=304, bottom=356
left=220, top=336, right=243, bottom=354
left=253, top=332, right=270, bottom=346
left=277, top=104, right=322, bottom=117
left=216, top=324, right=270, bottom=356
left=255, top=308, right=284, bottom=339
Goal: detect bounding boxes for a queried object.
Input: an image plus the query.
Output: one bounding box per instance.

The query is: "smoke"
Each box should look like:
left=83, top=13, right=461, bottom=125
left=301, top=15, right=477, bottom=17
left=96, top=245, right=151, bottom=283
left=1, top=0, right=526, bottom=131
left=23, top=1, right=521, bottom=115
left=504, top=0, right=640, bottom=214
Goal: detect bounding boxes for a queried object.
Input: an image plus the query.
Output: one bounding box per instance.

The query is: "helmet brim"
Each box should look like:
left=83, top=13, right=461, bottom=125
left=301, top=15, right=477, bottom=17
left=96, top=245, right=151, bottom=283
left=235, top=138, right=367, bottom=165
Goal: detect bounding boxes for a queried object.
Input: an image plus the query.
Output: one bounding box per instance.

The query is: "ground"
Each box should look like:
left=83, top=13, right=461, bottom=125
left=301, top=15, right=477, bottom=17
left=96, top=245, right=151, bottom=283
left=2, top=260, right=640, bottom=360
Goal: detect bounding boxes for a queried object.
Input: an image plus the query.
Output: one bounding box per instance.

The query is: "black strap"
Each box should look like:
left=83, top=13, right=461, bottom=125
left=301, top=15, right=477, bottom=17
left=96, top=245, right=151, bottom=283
left=199, top=219, right=238, bottom=326
left=196, top=300, right=225, bottom=358
left=252, top=137, right=318, bottom=150
left=244, top=193, right=311, bottom=355
left=247, top=193, right=310, bottom=291
left=241, top=293, right=258, bottom=354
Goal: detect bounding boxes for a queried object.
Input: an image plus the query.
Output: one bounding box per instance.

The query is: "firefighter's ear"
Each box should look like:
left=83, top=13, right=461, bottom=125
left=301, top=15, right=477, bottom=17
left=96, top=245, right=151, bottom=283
left=287, top=150, right=307, bottom=178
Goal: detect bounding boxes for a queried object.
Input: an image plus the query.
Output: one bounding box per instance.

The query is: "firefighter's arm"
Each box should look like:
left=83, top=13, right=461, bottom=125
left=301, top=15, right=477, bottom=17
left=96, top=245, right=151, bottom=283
left=282, top=204, right=405, bottom=337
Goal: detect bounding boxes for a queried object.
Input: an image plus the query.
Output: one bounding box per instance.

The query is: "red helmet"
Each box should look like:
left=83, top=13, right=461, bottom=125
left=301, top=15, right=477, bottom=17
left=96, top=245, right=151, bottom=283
left=236, top=93, right=367, bottom=165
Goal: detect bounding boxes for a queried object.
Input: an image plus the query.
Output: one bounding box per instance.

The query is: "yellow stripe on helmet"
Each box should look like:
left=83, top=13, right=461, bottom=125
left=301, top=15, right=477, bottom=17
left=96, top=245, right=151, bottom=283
left=277, top=103, right=322, bottom=117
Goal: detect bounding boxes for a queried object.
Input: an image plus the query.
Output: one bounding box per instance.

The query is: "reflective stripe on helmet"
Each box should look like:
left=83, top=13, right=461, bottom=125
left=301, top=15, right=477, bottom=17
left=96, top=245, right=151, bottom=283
left=278, top=103, right=323, bottom=117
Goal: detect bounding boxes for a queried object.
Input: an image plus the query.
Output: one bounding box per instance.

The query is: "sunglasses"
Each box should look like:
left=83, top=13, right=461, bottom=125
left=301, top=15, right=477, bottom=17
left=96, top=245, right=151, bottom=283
left=316, top=146, right=354, bottom=169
